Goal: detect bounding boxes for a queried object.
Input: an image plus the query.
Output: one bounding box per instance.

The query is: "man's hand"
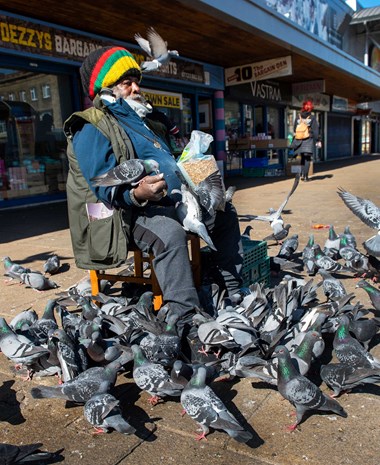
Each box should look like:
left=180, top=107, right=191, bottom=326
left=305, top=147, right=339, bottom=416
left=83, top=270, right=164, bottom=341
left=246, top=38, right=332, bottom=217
left=133, top=173, right=168, bottom=202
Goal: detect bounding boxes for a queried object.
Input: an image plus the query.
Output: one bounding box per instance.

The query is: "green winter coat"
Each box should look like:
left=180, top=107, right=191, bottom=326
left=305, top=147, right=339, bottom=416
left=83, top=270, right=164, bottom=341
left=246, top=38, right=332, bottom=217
left=63, top=95, right=135, bottom=270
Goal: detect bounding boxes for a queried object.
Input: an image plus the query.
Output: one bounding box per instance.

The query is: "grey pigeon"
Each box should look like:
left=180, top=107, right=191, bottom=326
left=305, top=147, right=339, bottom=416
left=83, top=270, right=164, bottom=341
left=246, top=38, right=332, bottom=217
left=1, top=256, right=31, bottom=280
left=318, top=269, right=348, bottom=301
left=90, top=158, right=160, bottom=187
left=333, top=314, right=380, bottom=369
left=347, top=311, right=380, bottom=350
left=84, top=392, right=136, bottom=435
left=263, top=223, right=291, bottom=244
left=43, top=254, right=60, bottom=274
left=323, top=225, right=340, bottom=259
left=10, top=308, right=38, bottom=333
left=134, top=27, right=179, bottom=72
left=321, top=363, right=380, bottom=397
left=356, top=279, right=380, bottom=312
left=50, top=328, right=83, bottom=382
left=273, top=345, right=347, bottom=430
left=0, top=317, right=49, bottom=373
left=180, top=366, right=253, bottom=442
left=338, top=239, right=369, bottom=275
left=313, top=244, right=351, bottom=273
left=30, top=351, right=133, bottom=403
left=337, top=187, right=380, bottom=257
left=0, top=442, right=64, bottom=464
left=339, top=225, right=357, bottom=249
left=278, top=234, right=299, bottom=258
left=302, top=234, right=318, bottom=275
left=19, top=271, right=58, bottom=291
left=131, top=344, right=183, bottom=405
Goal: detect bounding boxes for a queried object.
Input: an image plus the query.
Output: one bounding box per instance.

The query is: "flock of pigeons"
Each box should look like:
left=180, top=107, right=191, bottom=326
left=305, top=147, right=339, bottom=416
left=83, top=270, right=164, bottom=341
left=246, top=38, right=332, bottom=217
left=1, top=182, right=380, bottom=462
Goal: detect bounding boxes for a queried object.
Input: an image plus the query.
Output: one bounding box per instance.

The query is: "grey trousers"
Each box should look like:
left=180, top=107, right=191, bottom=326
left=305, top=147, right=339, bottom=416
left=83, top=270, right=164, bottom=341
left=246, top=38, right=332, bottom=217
left=131, top=202, right=243, bottom=316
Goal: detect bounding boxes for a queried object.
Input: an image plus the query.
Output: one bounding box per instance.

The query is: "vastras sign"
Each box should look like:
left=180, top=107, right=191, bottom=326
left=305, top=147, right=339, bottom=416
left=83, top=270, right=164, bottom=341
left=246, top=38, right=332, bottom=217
left=225, top=56, right=292, bottom=86
left=250, top=81, right=282, bottom=101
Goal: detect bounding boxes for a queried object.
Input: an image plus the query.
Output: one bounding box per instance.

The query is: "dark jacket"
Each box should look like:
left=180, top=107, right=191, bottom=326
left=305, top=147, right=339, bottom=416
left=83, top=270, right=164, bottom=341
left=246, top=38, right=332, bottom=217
left=292, top=111, right=320, bottom=155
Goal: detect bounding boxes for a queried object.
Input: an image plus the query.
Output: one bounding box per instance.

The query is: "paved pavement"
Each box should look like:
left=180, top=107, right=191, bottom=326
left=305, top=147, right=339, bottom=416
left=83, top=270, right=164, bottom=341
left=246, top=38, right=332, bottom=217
left=1, top=154, right=380, bottom=465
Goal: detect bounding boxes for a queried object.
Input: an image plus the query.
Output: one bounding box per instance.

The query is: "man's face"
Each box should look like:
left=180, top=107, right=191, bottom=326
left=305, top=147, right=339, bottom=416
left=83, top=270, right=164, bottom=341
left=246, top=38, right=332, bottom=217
left=113, top=76, right=141, bottom=100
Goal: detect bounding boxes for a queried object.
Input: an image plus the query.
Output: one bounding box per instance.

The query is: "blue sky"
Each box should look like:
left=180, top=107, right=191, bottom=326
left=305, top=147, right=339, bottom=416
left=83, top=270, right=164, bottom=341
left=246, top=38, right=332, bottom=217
left=359, top=0, right=380, bottom=7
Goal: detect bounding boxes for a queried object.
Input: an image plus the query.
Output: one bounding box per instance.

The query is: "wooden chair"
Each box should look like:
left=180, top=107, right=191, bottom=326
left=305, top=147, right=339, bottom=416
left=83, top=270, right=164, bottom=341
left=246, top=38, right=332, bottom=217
left=89, top=233, right=202, bottom=311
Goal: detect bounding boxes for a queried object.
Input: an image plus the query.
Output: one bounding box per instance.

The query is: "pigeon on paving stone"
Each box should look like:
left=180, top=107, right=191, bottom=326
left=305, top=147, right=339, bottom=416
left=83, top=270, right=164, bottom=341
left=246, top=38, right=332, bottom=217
left=170, top=360, right=222, bottom=387
left=43, top=254, right=61, bottom=275
left=84, top=392, right=136, bottom=435
left=273, top=345, right=347, bottom=431
left=134, top=27, right=179, bottom=72
left=289, top=330, right=323, bottom=376
left=313, top=244, right=351, bottom=273
left=131, top=344, right=184, bottom=405
left=323, top=225, right=341, bottom=259
left=355, top=279, right=380, bottom=312
left=278, top=234, right=299, bottom=258
left=90, top=158, right=160, bottom=187
left=333, top=314, right=380, bottom=369
left=347, top=311, right=380, bottom=350
left=1, top=256, right=31, bottom=280
left=0, top=442, right=64, bottom=464
left=30, top=351, right=133, bottom=403
left=29, top=299, right=59, bottom=344
left=263, top=224, right=291, bottom=244
left=0, top=317, right=50, bottom=376
left=17, top=271, right=58, bottom=291
left=337, top=187, right=380, bottom=257
left=320, top=362, right=380, bottom=397
left=318, top=269, right=348, bottom=302
left=302, top=234, right=318, bottom=276
left=339, top=225, right=357, bottom=249
left=180, top=365, right=253, bottom=442
left=50, top=328, right=83, bottom=382
left=10, top=309, right=38, bottom=334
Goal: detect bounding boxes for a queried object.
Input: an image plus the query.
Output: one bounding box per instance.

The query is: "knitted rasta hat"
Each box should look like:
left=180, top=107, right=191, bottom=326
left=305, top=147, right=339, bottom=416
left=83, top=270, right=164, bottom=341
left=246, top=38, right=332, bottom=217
left=80, top=46, right=141, bottom=100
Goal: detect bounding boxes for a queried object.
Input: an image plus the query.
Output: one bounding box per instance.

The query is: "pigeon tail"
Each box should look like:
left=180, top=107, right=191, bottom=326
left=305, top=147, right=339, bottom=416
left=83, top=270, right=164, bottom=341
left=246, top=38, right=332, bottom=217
left=31, top=385, right=67, bottom=400
left=195, top=224, right=217, bottom=251
left=322, top=397, right=348, bottom=418
left=363, top=233, right=380, bottom=257
left=225, top=428, right=253, bottom=443
left=106, top=414, right=136, bottom=435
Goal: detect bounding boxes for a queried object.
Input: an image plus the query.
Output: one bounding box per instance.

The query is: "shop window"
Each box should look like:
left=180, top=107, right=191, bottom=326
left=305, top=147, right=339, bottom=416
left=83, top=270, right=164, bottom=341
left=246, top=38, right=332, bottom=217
left=19, top=91, right=27, bottom=102
left=30, top=87, right=38, bottom=101
left=42, top=84, right=51, bottom=99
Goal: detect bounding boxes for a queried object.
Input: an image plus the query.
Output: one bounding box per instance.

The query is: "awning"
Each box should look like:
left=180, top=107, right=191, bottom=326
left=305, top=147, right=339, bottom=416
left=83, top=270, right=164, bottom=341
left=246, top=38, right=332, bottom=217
left=350, top=6, right=380, bottom=24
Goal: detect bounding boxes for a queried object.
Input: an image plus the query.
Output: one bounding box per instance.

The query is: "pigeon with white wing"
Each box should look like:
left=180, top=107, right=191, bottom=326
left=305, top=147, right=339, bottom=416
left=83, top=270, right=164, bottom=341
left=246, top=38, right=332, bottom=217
left=134, top=27, right=179, bottom=72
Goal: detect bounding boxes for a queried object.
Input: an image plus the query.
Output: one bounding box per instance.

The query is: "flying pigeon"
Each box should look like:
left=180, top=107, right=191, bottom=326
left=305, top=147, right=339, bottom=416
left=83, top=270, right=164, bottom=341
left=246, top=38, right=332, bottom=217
left=180, top=366, right=253, bottom=442
left=84, top=392, right=136, bottom=435
left=273, top=345, right=347, bottom=430
left=337, top=187, right=380, bottom=257
left=248, top=174, right=300, bottom=241
left=0, top=442, right=64, bottom=464
left=90, top=158, right=160, bottom=187
left=321, top=362, right=380, bottom=397
left=43, top=254, right=61, bottom=275
left=134, top=27, right=179, bottom=72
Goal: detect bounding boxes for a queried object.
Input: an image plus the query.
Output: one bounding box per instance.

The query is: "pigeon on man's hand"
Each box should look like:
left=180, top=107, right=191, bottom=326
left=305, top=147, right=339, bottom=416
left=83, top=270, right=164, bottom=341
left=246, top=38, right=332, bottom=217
left=180, top=366, right=253, bottom=442
left=273, top=345, right=347, bottom=431
left=90, top=159, right=160, bottom=187
left=134, top=27, right=179, bottom=72
left=337, top=187, right=380, bottom=257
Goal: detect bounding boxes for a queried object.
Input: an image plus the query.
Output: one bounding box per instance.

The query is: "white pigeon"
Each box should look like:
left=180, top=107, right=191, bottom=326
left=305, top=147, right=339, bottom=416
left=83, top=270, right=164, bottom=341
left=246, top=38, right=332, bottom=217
left=134, top=27, right=179, bottom=72
left=247, top=173, right=300, bottom=240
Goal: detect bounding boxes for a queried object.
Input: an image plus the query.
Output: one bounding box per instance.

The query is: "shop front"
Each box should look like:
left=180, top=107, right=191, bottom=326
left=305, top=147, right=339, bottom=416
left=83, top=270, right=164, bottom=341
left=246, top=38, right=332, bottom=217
left=0, top=11, right=224, bottom=209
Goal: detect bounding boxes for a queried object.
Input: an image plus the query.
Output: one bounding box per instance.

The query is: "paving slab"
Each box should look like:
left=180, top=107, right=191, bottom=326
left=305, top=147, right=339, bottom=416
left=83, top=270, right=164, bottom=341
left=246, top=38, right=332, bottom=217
left=1, top=155, right=380, bottom=465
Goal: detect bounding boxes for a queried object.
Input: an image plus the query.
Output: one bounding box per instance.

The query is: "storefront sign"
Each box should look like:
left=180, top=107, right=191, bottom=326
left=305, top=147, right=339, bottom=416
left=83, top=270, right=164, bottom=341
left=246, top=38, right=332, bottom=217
left=250, top=80, right=282, bottom=101
left=292, top=93, right=330, bottom=111
left=225, top=56, right=292, bottom=86
left=332, top=95, right=353, bottom=112
left=141, top=88, right=183, bottom=109
left=292, top=80, right=325, bottom=95
left=0, top=14, right=205, bottom=84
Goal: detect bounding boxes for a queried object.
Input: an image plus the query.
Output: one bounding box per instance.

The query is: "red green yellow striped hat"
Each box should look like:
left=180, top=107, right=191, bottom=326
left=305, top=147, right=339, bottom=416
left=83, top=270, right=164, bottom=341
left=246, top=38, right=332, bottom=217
left=80, top=46, right=141, bottom=100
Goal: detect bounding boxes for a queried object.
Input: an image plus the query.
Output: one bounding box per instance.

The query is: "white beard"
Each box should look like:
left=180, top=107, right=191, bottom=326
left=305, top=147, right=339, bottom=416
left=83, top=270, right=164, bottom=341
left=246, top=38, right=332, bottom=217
left=125, top=96, right=153, bottom=118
